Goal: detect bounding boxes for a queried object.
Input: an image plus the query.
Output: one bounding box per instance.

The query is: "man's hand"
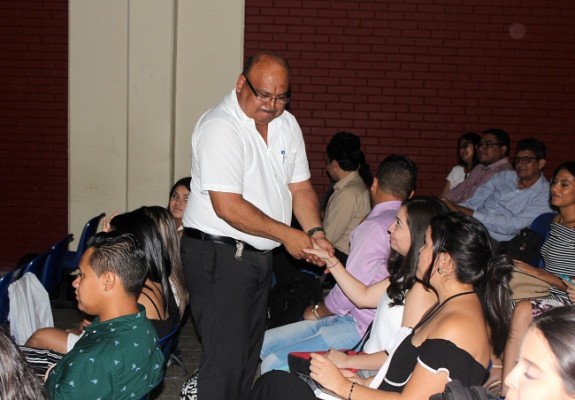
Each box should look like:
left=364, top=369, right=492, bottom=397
left=441, top=198, right=474, bottom=216
left=282, top=228, right=315, bottom=260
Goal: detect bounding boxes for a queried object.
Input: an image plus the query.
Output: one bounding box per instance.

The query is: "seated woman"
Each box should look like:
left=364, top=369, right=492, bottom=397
left=499, top=161, right=575, bottom=398
left=322, top=197, right=447, bottom=373
left=440, top=132, right=481, bottom=197
left=249, top=213, right=513, bottom=400
left=505, top=305, right=575, bottom=400
left=25, top=206, right=186, bottom=353
left=168, top=177, right=191, bottom=238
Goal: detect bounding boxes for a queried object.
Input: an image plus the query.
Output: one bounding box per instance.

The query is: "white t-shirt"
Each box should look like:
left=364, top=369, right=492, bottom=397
left=183, top=90, right=311, bottom=251
left=445, top=165, right=466, bottom=190
left=362, top=292, right=404, bottom=354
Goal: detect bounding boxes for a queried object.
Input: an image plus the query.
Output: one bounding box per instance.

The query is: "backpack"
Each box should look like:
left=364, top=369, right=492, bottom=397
left=430, top=380, right=497, bottom=400
left=267, top=271, right=322, bottom=329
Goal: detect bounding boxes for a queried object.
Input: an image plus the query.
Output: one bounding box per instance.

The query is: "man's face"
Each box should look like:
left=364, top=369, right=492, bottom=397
left=72, top=248, right=103, bottom=315
left=236, top=58, right=290, bottom=128
left=477, top=133, right=507, bottom=165
left=514, top=150, right=543, bottom=182
left=326, top=158, right=338, bottom=181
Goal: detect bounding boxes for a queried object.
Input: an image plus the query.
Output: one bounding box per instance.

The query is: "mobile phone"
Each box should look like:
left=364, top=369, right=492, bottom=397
left=559, top=274, right=574, bottom=285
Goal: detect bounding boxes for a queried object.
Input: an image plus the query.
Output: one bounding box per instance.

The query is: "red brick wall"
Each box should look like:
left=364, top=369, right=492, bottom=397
left=244, top=0, right=575, bottom=196
left=0, top=1, right=68, bottom=266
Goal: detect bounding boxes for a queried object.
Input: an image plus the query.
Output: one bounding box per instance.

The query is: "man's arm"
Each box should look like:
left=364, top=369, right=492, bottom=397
left=289, top=179, right=334, bottom=258
left=209, top=191, right=313, bottom=260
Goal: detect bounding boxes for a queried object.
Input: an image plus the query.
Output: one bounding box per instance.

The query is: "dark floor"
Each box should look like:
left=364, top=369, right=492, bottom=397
left=52, top=307, right=202, bottom=399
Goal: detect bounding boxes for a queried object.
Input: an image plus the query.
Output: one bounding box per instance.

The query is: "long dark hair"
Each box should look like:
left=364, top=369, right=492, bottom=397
left=423, top=213, right=513, bottom=357
left=386, top=197, right=448, bottom=306
left=110, top=208, right=173, bottom=316
left=532, top=305, right=575, bottom=395
left=141, top=206, right=189, bottom=319
left=457, top=132, right=481, bottom=168
left=0, top=327, right=48, bottom=399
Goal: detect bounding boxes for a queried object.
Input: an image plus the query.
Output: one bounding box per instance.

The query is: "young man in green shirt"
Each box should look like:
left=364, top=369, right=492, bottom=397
left=45, top=232, right=164, bottom=399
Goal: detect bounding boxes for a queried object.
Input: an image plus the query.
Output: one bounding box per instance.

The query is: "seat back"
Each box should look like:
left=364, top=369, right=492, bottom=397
left=41, top=234, right=74, bottom=294
left=159, top=306, right=190, bottom=362
left=140, top=308, right=190, bottom=400
left=0, top=271, right=15, bottom=324
left=529, top=212, right=556, bottom=268
left=21, top=252, right=51, bottom=280
left=62, top=213, right=105, bottom=270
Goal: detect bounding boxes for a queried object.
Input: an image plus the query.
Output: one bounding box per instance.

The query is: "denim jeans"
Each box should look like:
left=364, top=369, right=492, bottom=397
left=260, top=314, right=361, bottom=373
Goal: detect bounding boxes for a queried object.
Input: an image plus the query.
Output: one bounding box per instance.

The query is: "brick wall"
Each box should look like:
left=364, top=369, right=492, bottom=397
left=244, top=0, right=575, bottom=196
left=0, top=1, right=68, bottom=265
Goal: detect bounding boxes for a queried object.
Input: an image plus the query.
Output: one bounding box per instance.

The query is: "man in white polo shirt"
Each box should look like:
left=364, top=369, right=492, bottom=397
left=181, top=51, right=332, bottom=400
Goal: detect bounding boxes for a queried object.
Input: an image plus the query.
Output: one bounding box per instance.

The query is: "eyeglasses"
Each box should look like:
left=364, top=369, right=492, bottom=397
left=476, top=141, right=502, bottom=149
left=242, top=74, right=290, bottom=105
left=513, top=156, right=538, bottom=164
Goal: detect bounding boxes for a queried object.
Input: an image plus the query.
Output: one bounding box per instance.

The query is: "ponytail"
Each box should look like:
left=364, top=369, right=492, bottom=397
left=477, top=253, right=513, bottom=357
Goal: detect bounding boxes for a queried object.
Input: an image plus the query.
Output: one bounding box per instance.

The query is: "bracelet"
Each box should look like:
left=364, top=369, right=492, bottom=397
left=311, top=304, right=321, bottom=320
left=307, top=226, right=325, bottom=237
left=348, top=382, right=356, bottom=400
left=327, top=259, right=339, bottom=269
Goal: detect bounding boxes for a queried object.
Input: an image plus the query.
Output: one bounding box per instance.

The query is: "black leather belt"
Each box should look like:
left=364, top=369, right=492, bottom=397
left=183, top=228, right=262, bottom=253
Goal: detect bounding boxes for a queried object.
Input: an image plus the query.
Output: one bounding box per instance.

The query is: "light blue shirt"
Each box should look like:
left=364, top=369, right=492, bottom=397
left=460, top=170, right=552, bottom=242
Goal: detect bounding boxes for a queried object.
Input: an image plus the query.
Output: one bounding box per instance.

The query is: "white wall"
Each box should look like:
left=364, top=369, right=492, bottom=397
left=69, top=0, right=244, bottom=238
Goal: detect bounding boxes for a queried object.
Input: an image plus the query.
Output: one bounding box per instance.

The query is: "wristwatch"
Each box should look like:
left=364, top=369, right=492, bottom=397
left=307, top=226, right=325, bottom=237
left=311, top=304, right=321, bottom=320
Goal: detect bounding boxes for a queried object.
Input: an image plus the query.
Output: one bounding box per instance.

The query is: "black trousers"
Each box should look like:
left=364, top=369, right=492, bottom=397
left=249, top=370, right=316, bottom=400
left=181, top=236, right=273, bottom=400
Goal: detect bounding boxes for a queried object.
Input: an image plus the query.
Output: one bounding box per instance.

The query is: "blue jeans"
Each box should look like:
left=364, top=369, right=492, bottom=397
left=260, top=314, right=361, bottom=373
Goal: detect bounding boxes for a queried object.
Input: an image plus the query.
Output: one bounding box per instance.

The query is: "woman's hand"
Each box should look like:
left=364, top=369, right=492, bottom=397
left=324, top=348, right=350, bottom=369
left=564, top=279, right=575, bottom=303
left=303, top=243, right=339, bottom=273
left=309, top=353, right=365, bottom=396
left=513, top=260, right=539, bottom=276
left=102, top=211, right=119, bottom=232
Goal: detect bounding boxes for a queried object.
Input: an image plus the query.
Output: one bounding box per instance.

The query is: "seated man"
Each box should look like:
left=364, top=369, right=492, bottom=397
left=44, top=232, right=164, bottom=399
left=260, top=155, right=417, bottom=373
left=445, top=138, right=553, bottom=242
left=442, top=128, right=512, bottom=203
left=323, top=131, right=372, bottom=263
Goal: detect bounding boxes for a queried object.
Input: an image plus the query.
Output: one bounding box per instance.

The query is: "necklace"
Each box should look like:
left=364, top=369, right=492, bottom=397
left=414, top=290, right=475, bottom=331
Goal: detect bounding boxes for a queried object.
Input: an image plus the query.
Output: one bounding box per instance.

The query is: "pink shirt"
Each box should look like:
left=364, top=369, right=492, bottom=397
left=443, top=157, right=512, bottom=203
left=324, top=200, right=401, bottom=336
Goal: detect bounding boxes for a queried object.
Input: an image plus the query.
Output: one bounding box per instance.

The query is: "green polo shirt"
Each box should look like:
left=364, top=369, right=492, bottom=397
left=45, top=306, right=164, bottom=399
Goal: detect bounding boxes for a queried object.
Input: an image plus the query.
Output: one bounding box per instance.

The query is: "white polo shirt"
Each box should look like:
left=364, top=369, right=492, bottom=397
left=183, top=90, right=311, bottom=251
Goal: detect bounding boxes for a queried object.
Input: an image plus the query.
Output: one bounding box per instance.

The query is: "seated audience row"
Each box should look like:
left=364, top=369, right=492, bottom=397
left=260, top=155, right=416, bottom=373
left=251, top=212, right=513, bottom=399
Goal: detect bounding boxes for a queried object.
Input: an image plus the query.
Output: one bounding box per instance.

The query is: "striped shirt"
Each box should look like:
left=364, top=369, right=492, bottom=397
left=541, top=223, right=575, bottom=301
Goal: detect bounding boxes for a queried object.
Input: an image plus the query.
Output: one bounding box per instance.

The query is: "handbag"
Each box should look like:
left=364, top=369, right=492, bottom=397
left=497, top=228, right=544, bottom=265
left=288, top=321, right=372, bottom=375
left=509, top=269, right=551, bottom=300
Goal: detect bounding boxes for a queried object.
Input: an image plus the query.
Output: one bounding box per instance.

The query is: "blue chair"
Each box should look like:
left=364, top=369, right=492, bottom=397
left=20, top=251, right=51, bottom=281
left=61, top=213, right=105, bottom=270
left=141, top=307, right=190, bottom=400
left=529, top=212, right=556, bottom=267
left=41, top=234, right=74, bottom=295
left=0, top=270, right=15, bottom=324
